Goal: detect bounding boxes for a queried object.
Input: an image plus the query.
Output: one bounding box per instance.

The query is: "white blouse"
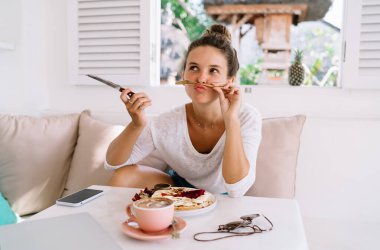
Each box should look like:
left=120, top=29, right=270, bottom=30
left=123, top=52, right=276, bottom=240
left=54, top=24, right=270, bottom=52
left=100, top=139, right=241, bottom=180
left=105, top=104, right=262, bottom=197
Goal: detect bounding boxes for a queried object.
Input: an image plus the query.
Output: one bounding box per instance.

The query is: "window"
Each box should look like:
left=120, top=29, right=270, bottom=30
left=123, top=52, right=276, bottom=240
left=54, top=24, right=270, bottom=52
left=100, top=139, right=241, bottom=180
left=160, top=0, right=346, bottom=88
left=68, top=0, right=380, bottom=90
left=341, top=0, right=380, bottom=89
left=68, top=0, right=160, bottom=86
left=160, top=0, right=380, bottom=88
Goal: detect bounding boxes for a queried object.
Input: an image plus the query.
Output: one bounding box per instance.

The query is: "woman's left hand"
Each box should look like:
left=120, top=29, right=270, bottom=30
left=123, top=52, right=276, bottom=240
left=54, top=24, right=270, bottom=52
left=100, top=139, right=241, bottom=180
left=212, top=83, right=241, bottom=120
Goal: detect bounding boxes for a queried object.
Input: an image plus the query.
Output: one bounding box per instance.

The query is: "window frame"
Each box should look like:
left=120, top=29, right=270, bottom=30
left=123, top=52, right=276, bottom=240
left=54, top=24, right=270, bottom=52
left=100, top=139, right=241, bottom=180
left=341, top=0, right=380, bottom=89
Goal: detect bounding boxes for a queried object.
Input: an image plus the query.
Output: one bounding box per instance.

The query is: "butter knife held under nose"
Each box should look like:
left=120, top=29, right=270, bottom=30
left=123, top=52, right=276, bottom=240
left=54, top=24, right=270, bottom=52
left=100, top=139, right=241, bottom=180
left=87, top=74, right=134, bottom=98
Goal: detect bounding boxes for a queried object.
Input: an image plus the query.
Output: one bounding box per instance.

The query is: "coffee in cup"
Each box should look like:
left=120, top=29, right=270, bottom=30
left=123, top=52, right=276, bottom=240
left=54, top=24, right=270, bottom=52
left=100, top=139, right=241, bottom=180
left=126, top=197, right=174, bottom=232
left=135, top=198, right=171, bottom=209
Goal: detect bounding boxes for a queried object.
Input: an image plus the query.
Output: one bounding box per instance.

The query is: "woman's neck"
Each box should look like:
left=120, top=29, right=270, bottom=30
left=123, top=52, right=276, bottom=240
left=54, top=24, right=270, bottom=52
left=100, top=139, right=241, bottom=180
left=186, top=102, right=223, bottom=129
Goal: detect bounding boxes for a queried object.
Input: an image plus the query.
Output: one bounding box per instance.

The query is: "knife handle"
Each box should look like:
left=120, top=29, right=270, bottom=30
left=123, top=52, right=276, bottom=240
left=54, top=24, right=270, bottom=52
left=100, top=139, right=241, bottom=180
left=119, top=87, right=135, bottom=98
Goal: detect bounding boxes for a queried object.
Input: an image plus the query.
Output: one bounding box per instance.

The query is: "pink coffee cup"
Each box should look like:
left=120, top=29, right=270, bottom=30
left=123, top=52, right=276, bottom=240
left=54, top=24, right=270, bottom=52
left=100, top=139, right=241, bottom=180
left=126, top=197, right=174, bottom=233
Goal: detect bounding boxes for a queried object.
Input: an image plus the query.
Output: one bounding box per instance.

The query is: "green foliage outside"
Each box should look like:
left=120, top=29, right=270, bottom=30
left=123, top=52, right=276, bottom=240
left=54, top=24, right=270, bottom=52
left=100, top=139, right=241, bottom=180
left=304, top=58, right=322, bottom=86
left=240, top=59, right=263, bottom=85
left=161, top=0, right=213, bottom=41
left=296, top=26, right=340, bottom=87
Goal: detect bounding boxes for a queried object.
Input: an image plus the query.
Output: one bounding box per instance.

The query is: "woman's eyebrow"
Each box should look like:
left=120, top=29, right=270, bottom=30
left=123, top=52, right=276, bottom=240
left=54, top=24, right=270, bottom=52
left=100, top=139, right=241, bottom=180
left=189, top=62, right=222, bottom=69
left=209, top=64, right=221, bottom=68
left=188, top=62, right=222, bottom=69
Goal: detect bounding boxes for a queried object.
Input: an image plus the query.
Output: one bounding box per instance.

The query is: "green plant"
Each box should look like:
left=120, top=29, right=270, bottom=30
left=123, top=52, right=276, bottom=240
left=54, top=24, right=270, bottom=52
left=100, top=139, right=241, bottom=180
left=293, top=25, right=340, bottom=86
left=240, top=60, right=262, bottom=85
left=161, top=0, right=213, bottom=41
left=304, top=58, right=322, bottom=86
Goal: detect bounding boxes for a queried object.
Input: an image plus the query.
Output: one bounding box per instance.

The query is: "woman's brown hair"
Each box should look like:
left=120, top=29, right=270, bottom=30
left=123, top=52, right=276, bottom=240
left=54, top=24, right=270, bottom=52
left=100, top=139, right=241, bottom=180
left=183, top=24, right=239, bottom=77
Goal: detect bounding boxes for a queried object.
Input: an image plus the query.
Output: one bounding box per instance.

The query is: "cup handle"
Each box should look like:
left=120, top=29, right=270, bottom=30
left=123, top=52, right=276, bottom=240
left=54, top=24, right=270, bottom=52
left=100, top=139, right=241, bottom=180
left=126, top=204, right=136, bottom=223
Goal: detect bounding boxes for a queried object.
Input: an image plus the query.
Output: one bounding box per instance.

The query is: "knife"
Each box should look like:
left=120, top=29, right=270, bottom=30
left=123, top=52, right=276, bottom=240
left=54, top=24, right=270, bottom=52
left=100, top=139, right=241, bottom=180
left=87, top=74, right=134, bottom=98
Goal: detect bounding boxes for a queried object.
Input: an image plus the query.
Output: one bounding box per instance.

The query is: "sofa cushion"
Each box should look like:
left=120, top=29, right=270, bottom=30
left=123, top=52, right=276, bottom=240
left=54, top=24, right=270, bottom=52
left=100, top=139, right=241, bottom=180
left=0, top=113, right=80, bottom=216
left=62, top=111, right=124, bottom=196
left=245, top=115, right=306, bottom=198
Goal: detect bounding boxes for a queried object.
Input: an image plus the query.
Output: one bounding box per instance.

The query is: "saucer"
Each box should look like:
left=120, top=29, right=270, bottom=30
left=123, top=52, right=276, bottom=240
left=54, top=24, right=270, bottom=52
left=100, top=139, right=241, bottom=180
left=121, top=217, right=187, bottom=241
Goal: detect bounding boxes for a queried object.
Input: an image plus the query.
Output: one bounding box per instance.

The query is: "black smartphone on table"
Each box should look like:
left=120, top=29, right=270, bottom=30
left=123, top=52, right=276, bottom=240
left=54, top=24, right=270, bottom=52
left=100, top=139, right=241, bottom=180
left=56, top=188, right=104, bottom=207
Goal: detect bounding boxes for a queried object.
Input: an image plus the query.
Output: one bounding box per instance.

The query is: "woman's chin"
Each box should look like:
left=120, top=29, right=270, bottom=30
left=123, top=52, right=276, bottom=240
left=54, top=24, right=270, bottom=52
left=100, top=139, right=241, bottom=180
left=192, top=95, right=218, bottom=105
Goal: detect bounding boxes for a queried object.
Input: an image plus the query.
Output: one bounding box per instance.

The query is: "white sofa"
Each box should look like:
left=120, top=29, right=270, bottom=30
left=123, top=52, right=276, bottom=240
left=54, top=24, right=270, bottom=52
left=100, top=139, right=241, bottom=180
left=0, top=110, right=305, bottom=217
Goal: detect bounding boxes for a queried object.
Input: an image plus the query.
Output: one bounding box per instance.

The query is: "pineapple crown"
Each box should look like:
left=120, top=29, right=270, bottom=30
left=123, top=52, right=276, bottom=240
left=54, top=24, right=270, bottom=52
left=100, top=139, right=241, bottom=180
left=293, top=49, right=303, bottom=64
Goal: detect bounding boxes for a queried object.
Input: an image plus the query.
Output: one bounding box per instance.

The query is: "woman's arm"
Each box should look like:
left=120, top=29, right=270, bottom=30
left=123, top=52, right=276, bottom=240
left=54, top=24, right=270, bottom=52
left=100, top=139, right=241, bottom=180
left=106, top=122, right=145, bottom=166
left=222, top=116, right=250, bottom=184
left=106, top=88, right=152, bottom=166
left=213, top=86, right=250, bottom=184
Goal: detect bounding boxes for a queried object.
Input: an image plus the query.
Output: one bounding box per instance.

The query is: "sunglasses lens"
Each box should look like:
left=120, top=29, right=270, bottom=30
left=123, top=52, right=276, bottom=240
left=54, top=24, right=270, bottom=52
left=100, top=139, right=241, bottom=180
left=240, top=214, right=260, bottom=221
left=219, top=221, right=243, bottom=231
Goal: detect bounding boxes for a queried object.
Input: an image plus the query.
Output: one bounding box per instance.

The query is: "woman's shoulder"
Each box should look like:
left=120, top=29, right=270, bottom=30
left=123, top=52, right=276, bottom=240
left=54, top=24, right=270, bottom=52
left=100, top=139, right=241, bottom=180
left=239, top=103, right=261, bottom=121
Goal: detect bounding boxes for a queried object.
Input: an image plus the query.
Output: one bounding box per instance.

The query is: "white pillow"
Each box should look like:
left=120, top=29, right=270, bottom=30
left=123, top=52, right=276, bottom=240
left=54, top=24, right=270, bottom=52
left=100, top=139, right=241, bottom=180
left=246, top=115, right=306, bottom=198
left=62, top=111, right=124, bottom=196
left=0, top=112, right=80, bottom=216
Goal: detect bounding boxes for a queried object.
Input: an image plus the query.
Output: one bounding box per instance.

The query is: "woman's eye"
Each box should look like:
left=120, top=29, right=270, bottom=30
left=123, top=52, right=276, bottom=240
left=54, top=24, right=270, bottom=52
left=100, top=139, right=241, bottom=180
left=189, top=66, right=198, bottom=71
left=210, top=68, right=219, bottom=74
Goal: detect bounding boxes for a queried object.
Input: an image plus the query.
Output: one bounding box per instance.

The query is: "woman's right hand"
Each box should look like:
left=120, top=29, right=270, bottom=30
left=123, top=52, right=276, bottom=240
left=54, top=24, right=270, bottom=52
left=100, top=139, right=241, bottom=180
left=121, top=88, right=152, bottom=127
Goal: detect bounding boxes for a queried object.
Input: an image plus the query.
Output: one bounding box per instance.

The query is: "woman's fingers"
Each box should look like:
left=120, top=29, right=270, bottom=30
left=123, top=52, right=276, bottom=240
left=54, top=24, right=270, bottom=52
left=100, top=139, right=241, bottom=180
left=137, top=101, right=152, bottom=111
left=120, top=88, right=134, bottom=103
left=129, top=92, right=150, bottom=103
left=128, top=97, right=151, bottom=111
left=214, top=85, right=239, bottom=97
left=212, top=86, right=226, bottom=99
left=121, top=90, right=152, bottom=114
left=129, top=100, right=151, bottom=111
left=229, top=87, right=239, bottom=95
left=119, top=89, right=150, bottom=127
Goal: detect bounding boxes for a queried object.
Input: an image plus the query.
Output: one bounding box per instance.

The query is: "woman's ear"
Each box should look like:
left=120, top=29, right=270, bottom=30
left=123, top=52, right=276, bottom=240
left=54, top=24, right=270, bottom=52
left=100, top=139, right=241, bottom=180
left=228, top=76, right=235, bottom=85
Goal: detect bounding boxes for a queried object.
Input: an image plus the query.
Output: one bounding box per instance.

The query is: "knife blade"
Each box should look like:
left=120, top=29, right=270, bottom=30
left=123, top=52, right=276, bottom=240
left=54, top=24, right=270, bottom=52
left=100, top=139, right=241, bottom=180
left=87, top=74, right=134, bottom=98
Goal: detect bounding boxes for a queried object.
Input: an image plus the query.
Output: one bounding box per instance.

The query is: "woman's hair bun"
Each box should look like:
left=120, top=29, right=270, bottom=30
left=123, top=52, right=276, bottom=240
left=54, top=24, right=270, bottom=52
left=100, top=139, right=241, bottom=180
left=204, top=24, right=231, bottom=43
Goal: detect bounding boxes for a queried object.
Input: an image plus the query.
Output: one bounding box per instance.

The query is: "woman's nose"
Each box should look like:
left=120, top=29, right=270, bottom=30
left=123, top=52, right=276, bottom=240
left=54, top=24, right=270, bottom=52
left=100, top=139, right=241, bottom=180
left=196, top=72, right=207, bottom=84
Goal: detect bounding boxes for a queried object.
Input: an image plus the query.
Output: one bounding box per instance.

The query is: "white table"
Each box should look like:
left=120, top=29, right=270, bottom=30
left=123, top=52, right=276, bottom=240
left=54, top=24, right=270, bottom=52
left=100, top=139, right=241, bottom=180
left=31, top=185, right=309, bottom=250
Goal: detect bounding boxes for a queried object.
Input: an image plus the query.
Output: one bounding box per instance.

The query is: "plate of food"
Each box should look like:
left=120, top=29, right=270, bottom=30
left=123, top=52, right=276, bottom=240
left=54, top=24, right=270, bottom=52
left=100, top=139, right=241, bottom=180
left=131, top=187, right=217, bottom=217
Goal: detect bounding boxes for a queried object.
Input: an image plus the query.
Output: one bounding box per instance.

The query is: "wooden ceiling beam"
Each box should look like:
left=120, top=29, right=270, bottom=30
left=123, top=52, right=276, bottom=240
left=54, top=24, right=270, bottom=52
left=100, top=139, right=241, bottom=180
left=216, top=14, right=229, bottom=22
left=236, top=14, right=254, bottom=28
left=206, top=4, right=308, bottom=22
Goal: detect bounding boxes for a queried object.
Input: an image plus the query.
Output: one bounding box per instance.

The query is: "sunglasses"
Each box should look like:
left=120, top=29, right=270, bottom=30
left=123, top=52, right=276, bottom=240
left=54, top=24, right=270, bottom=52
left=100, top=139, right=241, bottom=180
left=194, top=214, right=273, bottom=242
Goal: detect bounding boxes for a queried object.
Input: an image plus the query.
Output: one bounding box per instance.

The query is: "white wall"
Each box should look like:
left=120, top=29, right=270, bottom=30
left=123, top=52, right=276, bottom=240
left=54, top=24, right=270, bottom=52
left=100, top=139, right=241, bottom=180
left=1, top=0, right=380, bottom=230
left=0, top=0, right=50, bottom=114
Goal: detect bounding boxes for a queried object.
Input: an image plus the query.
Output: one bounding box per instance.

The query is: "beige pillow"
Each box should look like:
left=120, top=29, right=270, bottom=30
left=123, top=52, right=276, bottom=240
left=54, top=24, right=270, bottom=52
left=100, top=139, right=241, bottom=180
left=0, top=112, right=80, bottom=216
left=246, top=115, right=306, bottom=198
left=62, top=110, right=124, bottom=196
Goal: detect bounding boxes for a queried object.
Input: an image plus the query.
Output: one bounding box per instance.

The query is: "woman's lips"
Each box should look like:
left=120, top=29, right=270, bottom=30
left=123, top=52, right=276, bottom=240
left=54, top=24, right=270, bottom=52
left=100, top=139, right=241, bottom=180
left=194, top=84, right=206, bottom=92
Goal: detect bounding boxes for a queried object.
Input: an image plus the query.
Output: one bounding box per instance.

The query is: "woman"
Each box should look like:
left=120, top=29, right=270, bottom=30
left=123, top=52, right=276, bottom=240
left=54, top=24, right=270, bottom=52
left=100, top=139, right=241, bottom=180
left=105, top=24, right=262, bottom=197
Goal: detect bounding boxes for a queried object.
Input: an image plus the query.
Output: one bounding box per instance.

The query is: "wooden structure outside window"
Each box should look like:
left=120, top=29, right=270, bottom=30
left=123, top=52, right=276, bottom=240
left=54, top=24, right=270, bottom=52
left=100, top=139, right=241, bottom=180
left=204, top=1, right=331, bottom=84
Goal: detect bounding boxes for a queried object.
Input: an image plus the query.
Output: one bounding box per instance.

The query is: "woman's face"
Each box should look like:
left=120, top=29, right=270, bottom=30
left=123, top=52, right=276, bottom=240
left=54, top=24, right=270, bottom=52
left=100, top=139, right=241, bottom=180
left=183, top=46, right=233, bottom=104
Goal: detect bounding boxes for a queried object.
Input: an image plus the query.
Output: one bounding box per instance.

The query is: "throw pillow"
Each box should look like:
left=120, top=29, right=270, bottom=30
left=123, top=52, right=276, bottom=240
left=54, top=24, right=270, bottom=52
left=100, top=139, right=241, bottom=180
left=246, top=115, right=306, bottom=198
left=0, top=112, right=80, bottom=216
left=62, top=110, right=124, bottom=196
left=0, top=192, right=19, bottom=225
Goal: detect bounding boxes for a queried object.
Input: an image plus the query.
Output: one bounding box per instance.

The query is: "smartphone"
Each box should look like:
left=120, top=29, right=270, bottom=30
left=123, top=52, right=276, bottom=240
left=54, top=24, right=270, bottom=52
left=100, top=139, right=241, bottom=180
left=56, top=188, right=104, bottom=207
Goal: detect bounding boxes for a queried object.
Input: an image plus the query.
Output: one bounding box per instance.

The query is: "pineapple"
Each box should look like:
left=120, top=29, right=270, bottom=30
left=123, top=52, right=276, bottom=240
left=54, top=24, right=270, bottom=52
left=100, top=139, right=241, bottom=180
left=288, top=49, right=305, bottom=86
